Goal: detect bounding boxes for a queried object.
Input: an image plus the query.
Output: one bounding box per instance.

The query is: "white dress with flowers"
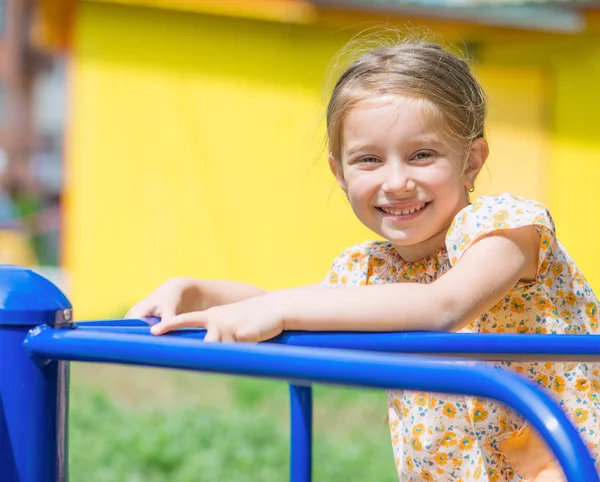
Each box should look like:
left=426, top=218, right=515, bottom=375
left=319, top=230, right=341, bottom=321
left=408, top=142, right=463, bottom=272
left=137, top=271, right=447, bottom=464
left=322, top=193, right=600, bottom=481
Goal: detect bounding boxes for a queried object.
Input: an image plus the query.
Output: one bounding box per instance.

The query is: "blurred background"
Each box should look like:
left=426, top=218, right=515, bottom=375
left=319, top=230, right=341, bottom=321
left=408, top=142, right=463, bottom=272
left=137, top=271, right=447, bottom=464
left=5, top=0, right=600, bottom=479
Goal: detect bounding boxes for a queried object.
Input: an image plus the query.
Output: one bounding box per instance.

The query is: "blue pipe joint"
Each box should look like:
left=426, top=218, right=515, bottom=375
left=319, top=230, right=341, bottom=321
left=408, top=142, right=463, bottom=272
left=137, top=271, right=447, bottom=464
left=0, top=265, right=71, bottom=482
left=0, top=265, right=72, bottom=327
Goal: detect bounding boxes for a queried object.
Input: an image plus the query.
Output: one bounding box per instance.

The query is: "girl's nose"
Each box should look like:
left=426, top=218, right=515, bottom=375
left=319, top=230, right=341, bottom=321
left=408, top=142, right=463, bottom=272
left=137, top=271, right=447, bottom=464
left=382, top=164, right=416, bottom=193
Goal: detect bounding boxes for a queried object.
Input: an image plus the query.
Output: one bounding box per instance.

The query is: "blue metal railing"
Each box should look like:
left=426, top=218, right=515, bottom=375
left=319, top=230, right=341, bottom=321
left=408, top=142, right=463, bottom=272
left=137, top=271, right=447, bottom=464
left=1, top=266, right=600, bottom=482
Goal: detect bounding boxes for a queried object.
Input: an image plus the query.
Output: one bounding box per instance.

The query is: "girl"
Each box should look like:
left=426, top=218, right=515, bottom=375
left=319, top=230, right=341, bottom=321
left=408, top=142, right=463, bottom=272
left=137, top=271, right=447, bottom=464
left=127, top=40, right=600, bottom=481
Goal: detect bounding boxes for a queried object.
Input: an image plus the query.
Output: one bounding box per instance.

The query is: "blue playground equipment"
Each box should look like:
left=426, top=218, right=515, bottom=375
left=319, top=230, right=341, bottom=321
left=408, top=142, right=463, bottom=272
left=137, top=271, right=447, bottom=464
left=1, top=265, right=600, bottom=481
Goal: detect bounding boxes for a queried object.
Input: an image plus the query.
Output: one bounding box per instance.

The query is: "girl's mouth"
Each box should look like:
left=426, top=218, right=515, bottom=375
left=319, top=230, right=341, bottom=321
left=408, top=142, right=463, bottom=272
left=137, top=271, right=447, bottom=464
left=376, top=201, right=430, bottom=220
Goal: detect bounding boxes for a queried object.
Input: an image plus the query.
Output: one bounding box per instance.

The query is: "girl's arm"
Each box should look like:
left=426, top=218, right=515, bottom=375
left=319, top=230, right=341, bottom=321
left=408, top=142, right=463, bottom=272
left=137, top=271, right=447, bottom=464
left=150, top=225, right=540, bottom=339
left=279, top=225, right=540, bottom=333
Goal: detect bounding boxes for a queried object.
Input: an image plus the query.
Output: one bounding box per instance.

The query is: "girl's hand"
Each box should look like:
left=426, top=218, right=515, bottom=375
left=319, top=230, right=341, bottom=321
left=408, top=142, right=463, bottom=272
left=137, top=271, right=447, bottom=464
left=149, top=293, right=285, bottom=343
left=125, top=277, right=203, bottom=321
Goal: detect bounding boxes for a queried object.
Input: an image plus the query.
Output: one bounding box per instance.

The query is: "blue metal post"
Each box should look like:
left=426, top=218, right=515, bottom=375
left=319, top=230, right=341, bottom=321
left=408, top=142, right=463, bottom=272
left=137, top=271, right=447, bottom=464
left=289, top=384, right=312, bottom=482
left=0, top=266, right=72, bottom=482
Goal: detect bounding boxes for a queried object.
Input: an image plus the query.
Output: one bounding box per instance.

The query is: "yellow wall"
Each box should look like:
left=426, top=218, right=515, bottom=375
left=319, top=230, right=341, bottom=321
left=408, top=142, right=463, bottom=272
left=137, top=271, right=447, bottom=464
left=481, top=36, right=600, bottom=291
left=65, top=2, right=567, bottom=318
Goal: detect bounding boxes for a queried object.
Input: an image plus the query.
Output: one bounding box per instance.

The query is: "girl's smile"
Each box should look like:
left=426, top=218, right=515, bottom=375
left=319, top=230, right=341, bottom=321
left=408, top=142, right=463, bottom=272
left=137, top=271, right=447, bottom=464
left=375, top=201, right=430, bottom=221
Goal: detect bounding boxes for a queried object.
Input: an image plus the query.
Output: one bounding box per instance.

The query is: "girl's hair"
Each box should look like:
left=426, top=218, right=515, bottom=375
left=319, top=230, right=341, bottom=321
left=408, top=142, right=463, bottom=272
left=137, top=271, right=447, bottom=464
left=326, top=40, right=486, bottom=165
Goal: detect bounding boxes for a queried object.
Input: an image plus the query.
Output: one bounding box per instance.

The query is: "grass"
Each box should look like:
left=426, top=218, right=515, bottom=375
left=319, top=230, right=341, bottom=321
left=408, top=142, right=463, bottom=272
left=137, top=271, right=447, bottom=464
left=69, top=363, right=398, bottom=481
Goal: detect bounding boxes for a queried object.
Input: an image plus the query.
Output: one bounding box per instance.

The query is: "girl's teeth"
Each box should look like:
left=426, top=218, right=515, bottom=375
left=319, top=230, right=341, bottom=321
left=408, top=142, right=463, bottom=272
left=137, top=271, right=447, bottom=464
left=382, top=204, right=425, bottom=215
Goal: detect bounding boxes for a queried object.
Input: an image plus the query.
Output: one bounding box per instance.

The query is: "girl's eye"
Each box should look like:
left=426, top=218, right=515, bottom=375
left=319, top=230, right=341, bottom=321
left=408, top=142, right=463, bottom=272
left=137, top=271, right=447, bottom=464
left=356, top=156, right=381, bottom=164
left=412, top=151, right=435, bottom=161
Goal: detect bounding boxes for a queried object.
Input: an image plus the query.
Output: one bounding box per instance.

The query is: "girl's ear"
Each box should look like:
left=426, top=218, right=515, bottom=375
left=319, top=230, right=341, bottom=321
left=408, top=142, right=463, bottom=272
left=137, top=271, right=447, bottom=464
left=464, top=138, right=489, bottom=190
left=329, top=154, right=348, bottom=193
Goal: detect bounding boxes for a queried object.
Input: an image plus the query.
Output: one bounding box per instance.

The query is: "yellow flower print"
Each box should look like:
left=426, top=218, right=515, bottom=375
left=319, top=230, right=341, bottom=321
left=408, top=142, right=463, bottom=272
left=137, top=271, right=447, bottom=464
left=585, top=303, right=597, bottom=317
left=453, top=458, right=463, bottom=468
left=472, top=201, right=485, bottom=213
left=552, top=264, right=564, bottom=276
left=590, top=318, right=598, bottom=332
left=488, top=468, right=501, bottom=482
left=345, top=261, right=354, bottom=271
left=350, top=251, right=363, bottom=260
left=534, top=327, right=548, bottom=334
left=329, top=272, right=338, bottom=284
left=553, top=376, right=566, bottom=393
left=474, top=466, right=483, bottom=479
left=517, top=325, right=530, bottom=334
left=340, top=276, right=347, bottom=284
left=405, top=456, right=414, bottom=471
left=459, top=436, right=474, bottom=451
left=372, top=257, right=386, bottom=267
left=535, top=298, right=549, bottom=310
left=441, top=431, right=457, bottom=447
left=412, top=424, right=425, bottom=436
left=471, top=402, right=489, bottom=423
left=434, top=452, right=449, bottom=465
left=421, top=469, right=434, bottom=481
left=533, top=214, right=546, bottom=225
left=535, top=374, right=549, bottom=387
left=544, top=277, right=553, bottom=288
left=510, top=298, right=525, bottom=313
left=576, top=378, right=589, bottom=391
left=415, top=393, right=429, bottom=407
left=574, top=408, right=589, bottom=423
left=565, top=291, right=577, bottom=306
left=458, top=234, right=472, bottom=251
left=411, top=437, right=423, bottom=451
left=560, top=310, right=572, bottom=324
left=493, top=210, right=509, bottom=222
left=443, top=402, right=457, bottom=419
left=428, top=396, right=438, bottom=409
left=541, top=234, right=551, bottom=250
left=574, top=272, right=584, bottom=285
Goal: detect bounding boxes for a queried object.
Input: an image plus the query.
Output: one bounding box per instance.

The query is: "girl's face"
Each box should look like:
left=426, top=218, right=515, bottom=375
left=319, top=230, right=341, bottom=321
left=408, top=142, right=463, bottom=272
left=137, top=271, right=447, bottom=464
left=331, top=95, right=487, bottom=262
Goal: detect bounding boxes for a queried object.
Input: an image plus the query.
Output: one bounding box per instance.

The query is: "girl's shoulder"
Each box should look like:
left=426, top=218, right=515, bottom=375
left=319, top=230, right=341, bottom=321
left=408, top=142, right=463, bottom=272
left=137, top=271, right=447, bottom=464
left=446, top=192, right=556, bottom=267
left=455, top=193, right=552, bottom=225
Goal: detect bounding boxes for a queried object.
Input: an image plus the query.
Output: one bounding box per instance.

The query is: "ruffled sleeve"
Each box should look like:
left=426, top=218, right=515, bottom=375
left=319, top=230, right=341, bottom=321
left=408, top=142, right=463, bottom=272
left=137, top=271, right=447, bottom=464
left=321, top=241, right=383, bottom=288
left=445, top=193, right=556, bottom=279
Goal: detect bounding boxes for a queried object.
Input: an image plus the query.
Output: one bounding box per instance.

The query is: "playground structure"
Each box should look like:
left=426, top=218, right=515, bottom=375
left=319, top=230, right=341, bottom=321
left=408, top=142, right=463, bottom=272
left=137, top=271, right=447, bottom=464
left=1, top=265, right=600, bottom=481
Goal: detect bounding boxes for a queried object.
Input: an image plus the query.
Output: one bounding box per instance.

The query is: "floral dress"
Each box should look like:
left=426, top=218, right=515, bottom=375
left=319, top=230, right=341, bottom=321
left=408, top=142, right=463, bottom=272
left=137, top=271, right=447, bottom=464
left=322, top=193, right=600, bottom=481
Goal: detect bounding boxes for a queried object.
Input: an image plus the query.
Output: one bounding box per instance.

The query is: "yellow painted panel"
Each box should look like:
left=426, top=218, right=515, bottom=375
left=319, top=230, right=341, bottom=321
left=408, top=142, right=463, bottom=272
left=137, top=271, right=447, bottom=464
left=481, top=39, right=600, bottom=292
left=474, top=66, right=549, bottom=204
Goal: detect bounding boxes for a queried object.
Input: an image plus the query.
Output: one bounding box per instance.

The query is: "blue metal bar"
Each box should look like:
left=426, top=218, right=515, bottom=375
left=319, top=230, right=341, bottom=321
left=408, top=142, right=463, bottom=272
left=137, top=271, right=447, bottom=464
left=289, top=385, right=312, bottom=482
left=25, top=326, right=599, bottom=482
left=76, top=323, right=600, bottom=361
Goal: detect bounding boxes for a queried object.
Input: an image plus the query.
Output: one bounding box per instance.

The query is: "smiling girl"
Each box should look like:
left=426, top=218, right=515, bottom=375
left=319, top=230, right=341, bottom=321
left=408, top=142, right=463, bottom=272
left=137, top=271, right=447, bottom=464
left=127, top=40, right=599, bottom=481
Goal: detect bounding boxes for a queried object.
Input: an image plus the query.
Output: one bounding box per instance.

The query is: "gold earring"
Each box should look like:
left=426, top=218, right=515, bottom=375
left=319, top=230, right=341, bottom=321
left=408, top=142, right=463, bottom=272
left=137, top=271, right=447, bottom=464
left=468, top=187, right=475, bottom=193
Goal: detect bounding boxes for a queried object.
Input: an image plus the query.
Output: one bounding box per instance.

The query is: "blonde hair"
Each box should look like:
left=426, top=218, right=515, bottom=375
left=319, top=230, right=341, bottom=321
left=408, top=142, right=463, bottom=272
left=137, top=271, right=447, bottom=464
left=326, top=40, right=486, bottom=164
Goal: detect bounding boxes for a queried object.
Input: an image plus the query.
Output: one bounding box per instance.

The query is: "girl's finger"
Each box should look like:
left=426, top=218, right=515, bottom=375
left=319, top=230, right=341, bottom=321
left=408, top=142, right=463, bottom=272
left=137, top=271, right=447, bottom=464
left=150, top=311, right=207, bottom=335
left=125, top=302, right=155, bottom=319
left=220, top=331, right=236, bottom=343
left=203, top=329, right=221, bottom=343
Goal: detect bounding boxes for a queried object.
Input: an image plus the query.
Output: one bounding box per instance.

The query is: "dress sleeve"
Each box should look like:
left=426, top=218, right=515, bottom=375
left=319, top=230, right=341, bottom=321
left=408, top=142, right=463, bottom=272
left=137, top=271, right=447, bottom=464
left=445, top=193, right=556, bottom=279
left=321, top=242, right=373, bottom=288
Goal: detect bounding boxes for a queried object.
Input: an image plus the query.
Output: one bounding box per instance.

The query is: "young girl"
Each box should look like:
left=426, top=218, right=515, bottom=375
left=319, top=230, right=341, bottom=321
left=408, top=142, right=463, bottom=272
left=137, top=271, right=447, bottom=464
left=127, top=40, right=600, bottom=481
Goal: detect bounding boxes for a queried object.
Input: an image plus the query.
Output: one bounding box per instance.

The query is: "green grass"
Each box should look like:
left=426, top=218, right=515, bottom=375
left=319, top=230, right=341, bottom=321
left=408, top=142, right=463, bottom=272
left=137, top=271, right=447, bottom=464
left=68, top=364, right=398, bottom=481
